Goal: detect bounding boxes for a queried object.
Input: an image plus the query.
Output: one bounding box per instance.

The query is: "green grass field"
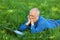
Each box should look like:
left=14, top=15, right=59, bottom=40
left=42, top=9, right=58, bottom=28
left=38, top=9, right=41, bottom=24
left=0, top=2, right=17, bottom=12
left=0, top=0, right=60, bottom=40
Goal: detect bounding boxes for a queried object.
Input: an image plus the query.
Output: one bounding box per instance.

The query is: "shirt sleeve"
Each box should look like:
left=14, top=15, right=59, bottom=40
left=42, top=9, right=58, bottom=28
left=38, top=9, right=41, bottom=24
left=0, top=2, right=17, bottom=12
left=18, top=20, right=28, bottom=31
left=18, top=23, right=28, bottom=31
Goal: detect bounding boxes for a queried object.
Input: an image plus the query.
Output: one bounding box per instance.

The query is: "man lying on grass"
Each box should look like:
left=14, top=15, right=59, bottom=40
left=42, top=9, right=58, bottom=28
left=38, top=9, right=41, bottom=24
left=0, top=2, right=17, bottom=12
left=14, top=8, right=60, bottom=35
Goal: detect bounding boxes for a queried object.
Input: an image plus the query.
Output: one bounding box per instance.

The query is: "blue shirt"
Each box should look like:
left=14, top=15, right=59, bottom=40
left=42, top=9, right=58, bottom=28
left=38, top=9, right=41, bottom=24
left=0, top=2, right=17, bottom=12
left=18, top=16, right=60, bottom=33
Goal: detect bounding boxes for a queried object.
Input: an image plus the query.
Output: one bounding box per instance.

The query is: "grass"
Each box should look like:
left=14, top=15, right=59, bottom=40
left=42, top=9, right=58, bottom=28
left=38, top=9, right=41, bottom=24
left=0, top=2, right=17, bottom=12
left=0, top=0, right=60, bottom=40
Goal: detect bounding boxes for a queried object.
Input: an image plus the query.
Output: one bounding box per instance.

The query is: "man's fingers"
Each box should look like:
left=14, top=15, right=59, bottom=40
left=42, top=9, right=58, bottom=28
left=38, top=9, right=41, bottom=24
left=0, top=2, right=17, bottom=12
left=27, top=15, right=30, bottom=21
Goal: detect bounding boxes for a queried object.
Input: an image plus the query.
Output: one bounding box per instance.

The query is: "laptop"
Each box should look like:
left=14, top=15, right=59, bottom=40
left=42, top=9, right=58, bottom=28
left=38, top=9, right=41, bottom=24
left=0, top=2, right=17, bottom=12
left=1, top=26, right=24, bottom=35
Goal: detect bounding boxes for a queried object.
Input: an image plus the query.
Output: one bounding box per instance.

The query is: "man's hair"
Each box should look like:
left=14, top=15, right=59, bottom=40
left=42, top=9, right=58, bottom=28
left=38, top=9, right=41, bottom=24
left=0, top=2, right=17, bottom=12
left=30, top=8, right=40, bottom=15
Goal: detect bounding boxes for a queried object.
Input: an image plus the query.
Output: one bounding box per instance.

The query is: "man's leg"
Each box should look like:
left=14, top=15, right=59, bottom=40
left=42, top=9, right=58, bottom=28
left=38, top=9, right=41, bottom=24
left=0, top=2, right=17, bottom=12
left=56, top=20, right=60, bottom=26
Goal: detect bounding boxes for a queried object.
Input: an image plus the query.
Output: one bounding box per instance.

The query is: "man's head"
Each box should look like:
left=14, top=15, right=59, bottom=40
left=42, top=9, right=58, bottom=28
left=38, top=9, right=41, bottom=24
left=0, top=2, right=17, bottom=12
left=29, top=8, right=40, bottom=22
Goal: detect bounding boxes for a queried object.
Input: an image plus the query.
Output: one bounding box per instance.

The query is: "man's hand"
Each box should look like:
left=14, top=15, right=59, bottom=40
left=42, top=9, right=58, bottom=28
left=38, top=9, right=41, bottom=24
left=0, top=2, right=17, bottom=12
left=26, top=15, right=35, bottom=26
left=26, top=20, right=30, bottom=26
left=30, top=19, right=34, bottom=25
left=26, top=15, right=31, bottom=25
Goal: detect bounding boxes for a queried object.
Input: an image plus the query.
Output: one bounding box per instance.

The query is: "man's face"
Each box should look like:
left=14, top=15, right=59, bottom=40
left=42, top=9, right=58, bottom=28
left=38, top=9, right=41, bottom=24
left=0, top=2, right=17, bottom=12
left=29, top=10, right=39, bottom=22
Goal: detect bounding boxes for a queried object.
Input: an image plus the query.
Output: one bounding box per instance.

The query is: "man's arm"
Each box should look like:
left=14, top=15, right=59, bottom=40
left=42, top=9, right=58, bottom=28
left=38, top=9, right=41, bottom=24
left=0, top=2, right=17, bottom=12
left=18, top=20, right=30, bottom=31
left=31, top=22, right=46, bottom=33
left=18, top=23, right=28, bottom=31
